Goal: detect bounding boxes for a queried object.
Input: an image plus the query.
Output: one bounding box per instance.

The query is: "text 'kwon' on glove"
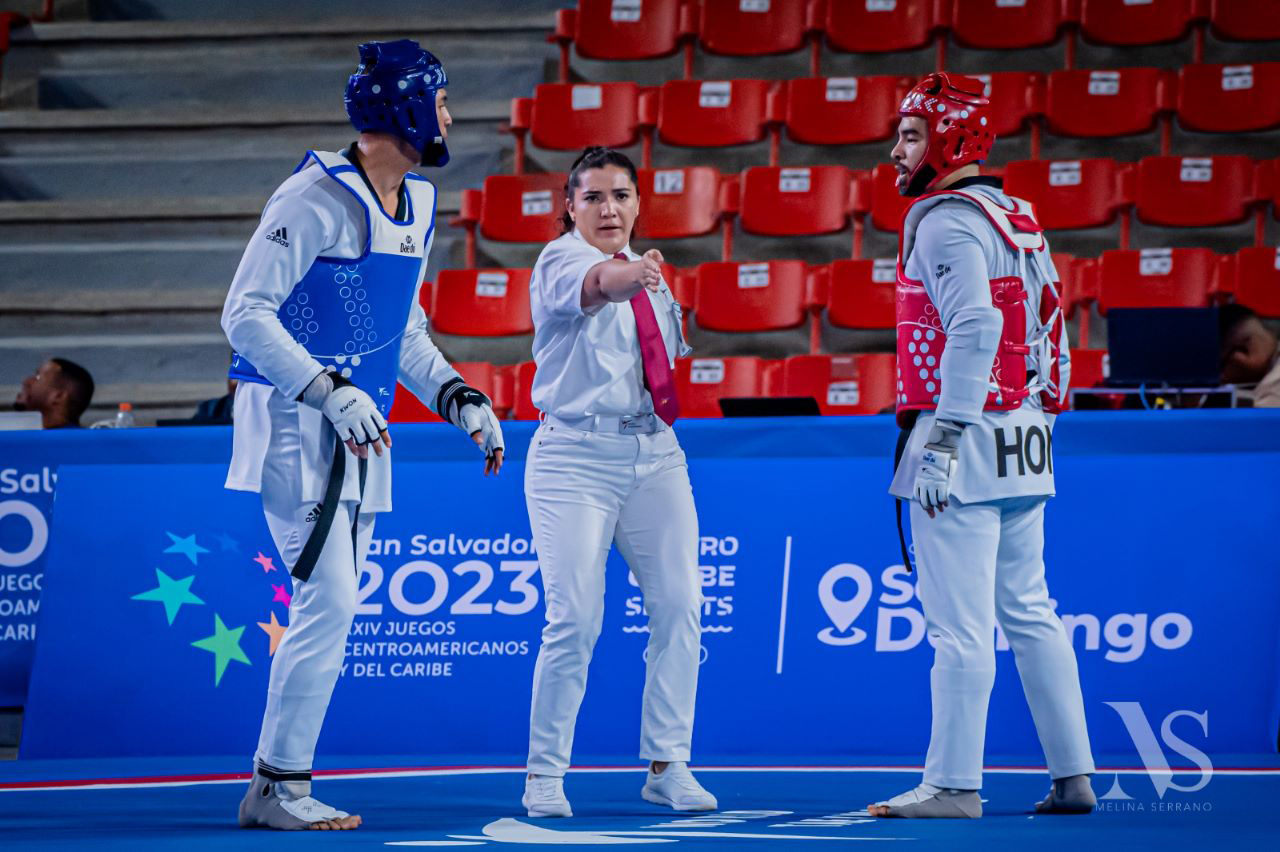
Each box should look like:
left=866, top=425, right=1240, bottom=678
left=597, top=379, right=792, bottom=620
left=303, top=371, right=388, bottom=448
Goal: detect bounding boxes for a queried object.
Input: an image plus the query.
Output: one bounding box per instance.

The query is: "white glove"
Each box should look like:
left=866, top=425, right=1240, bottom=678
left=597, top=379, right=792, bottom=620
left=435, top=378, right=505, bottom=474
left=302, top=372, right=388, bottom=450
left=459, top=402, right=504, bottom=459
left=914, top=420, right=962, bottom=515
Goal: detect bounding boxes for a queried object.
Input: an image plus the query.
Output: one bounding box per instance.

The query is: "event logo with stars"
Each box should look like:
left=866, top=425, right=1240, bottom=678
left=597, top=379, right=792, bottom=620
left=130, top=530, right=293, bottom=686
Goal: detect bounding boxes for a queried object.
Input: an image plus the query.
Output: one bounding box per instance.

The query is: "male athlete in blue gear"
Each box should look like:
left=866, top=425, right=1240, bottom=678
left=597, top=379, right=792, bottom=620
left=222, top=40, right=504, bottom=830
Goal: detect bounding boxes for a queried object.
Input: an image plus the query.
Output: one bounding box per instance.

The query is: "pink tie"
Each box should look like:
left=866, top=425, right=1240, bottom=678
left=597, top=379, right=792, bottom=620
left=616, top=252, right=680, bottom=426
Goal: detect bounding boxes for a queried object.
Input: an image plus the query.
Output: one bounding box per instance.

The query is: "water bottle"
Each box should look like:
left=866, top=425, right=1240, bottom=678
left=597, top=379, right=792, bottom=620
left=114, top=403, right=136, bottom=429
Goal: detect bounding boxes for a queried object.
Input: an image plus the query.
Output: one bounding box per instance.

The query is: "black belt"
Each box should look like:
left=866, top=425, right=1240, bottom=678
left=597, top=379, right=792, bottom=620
left=893, top=411, right=918, bottom=573
left=291, top=431, right=367, bottom=583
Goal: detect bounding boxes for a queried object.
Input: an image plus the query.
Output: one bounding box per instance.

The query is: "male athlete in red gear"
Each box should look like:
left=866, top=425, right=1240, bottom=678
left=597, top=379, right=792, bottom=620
left=871, top=73, right=1095, bottom=819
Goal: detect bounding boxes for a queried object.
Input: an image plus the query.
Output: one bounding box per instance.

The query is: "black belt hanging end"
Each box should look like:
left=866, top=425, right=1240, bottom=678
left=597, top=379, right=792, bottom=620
left=893, top=414, right=917, bottom=574
left=291, top=433, right=347, bottom=583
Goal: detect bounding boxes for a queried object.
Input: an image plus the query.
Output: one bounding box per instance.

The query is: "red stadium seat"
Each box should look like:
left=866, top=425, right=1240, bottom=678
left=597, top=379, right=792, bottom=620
left=451, top=174, right=567, bottom=268
left=1208, top=0, right=1280, bottom=43
left=1177, top=63, right=1280, bottom=134
left=548, top=2, right=695, bottom=82
left=510, top=361, right=540, bottom=420
left=1056, top=253, right=1101, bottom=346
left=477, top=173, right=566, bottom=243
left=691, top=260, right=808, bottom=332
left=1045, top=68, right=1173, bottom=139
left=823, top=0, right=937, bottom=54
left=430, top=268, right=533, bottom=337
left=562, top=0, right=685, bottom=60
left=1265, top=158, right=1280, bottom=217
left=526, top=83, right=642, bottom=152
left=969, top=71, right=1043, bottom=138
left=781, top=75, right=902, bottom=146
left=389, top=361, right=501, bottom=424
left=418, top=279, right=433, bottom=317
left=869, top=162, right=910, bottom=234
left=738, top=165, right=857, bottom=237
left=1097, top=247, right=1219, bottom=313
left=780, top=353, right=897, bottom=415
left=1227, top=247, right=1280, bottom=318
left=674, top=356, right=767, bottom=418
left=669, top=265, right=697, bottom=312
left=948, top=0, right=1068, bottom=49
left=657, top=79, right=773, bottom=148
left=698, top=0, right=809, bottom=57
left=1005, top=158, right=1130, bottom=231
left=824, top=258, right=897, bottom=330
left=1134, top=155, right=1256, bottom=227
left=1078, top=0, right=1200, bottom=46
left=633, top=167, right=725, bottom=239
left=1068, top=348, right=1108, bottom=391
left=1054, top=252, right=1083, bottom=315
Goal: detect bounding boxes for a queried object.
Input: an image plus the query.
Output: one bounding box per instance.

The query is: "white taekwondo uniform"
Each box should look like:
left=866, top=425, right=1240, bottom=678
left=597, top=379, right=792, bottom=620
left=222, top=149, right=459, bottom=776
left=889, top=177, right=1095, bottom=790
left=524, top=229, right=702, bottom=777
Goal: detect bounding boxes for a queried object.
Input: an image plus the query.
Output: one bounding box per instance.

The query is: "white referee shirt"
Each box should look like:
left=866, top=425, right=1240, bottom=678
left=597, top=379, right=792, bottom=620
left=529, top=229, right=691, bottom=421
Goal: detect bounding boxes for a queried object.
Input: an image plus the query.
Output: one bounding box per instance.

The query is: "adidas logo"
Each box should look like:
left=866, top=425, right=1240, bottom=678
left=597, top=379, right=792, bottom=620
left=400, top=234, right=416, bottom=254
left=304, top=504, right=322, bottom=524
left=265, top=227, right=290, bottom=247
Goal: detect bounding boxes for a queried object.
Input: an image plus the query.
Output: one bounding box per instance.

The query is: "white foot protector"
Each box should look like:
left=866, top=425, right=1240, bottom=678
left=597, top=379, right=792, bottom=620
left=523, top=774, right=572, bottom=818
left=872, top=783, right=982, bottom=819
left=238, top=771, right=352, bottom=830
left=642, top=762, right=718, bottom=812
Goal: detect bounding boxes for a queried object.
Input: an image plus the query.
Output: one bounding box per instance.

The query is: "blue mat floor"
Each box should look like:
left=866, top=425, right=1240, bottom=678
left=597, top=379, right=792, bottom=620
left=1, top=758, right=1276, bottom=850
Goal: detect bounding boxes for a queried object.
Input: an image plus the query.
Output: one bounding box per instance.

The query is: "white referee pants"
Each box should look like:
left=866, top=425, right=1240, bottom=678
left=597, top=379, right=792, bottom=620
left=911, top=495, right=1094, bottom=790
left=524, top=422, right=702, bottom=777
left=254, top=416, right=374, bottom=774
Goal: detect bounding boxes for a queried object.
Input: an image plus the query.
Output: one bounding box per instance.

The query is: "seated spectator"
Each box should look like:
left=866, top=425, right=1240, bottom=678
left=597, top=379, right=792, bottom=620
left=13, top=358, right=95, bottom=429
left=192, top=378, right=236, bottom=424
left=193, top=352, right=237, bottom=423
left=1220, top=305, right=1280, bottom=408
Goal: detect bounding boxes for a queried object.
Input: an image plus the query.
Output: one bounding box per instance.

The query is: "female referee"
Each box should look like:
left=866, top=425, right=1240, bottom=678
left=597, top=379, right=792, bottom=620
left=520, top=147, right=716, bottom=818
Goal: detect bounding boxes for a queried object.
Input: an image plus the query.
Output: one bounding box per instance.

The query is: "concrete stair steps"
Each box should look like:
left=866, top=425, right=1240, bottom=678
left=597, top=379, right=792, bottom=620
left=17, top=13, right=555, bottom=43
left=0, top=141, right=503, bottom=200
left=0, top=378, right=236, bottom=425
left=3, top=286, right=231, bottom=314
left=30, top=56, right=543, bottom=111
left=0, top=320, right=233, bottom=393
left=0, top=190, right=462, bottom=222
left=0, top=230, right=463, bottom=313
left=0, top=98, right=510, bottom=132
left=0, top=236, right=243, bottom=293
left=83, top=0, right=563, bottom=22
left=0, top=223, right=460, bottom=300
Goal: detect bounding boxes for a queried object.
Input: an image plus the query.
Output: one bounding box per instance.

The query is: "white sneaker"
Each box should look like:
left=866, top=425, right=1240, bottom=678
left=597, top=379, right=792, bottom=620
left=641, top=762, right=718, bottom=811
left=523, top=774, right=572, bottom=818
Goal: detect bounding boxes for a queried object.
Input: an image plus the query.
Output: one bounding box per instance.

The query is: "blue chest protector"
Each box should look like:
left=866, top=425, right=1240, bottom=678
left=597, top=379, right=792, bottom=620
left=230, top=150, right=437, bottom=416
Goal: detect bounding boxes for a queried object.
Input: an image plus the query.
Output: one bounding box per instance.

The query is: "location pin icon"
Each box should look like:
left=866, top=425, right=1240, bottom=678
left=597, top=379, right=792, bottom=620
left=817, top=564, right=872, bottom=643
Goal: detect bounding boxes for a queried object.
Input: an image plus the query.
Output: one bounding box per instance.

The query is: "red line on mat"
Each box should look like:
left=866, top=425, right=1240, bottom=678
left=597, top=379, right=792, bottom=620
left=2, top=763, right=1276, bottom=791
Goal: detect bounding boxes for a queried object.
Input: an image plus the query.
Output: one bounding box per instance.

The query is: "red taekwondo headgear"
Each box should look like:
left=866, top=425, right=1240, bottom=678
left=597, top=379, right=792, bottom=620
left=897, top=72, right=995, bottom=197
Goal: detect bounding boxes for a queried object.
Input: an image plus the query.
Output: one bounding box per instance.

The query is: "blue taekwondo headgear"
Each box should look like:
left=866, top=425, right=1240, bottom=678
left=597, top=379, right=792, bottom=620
left=345, top=39, right=450, bottom=167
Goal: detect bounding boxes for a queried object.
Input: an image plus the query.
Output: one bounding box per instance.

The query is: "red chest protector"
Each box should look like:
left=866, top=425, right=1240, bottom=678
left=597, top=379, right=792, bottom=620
left=894, top=188, right=1064, bottom=429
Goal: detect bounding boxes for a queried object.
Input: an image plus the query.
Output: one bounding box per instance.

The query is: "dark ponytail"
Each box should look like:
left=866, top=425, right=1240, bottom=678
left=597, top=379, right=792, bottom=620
left=558, top=146, right=640, bottom=235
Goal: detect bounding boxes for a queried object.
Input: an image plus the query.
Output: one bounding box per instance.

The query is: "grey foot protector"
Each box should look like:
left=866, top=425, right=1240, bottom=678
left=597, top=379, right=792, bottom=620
left=1035, top=774, right=1097, bottom=814
left=886, top=789, right=983, bottom=819
left=238, top=767, right=349, bottom=829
